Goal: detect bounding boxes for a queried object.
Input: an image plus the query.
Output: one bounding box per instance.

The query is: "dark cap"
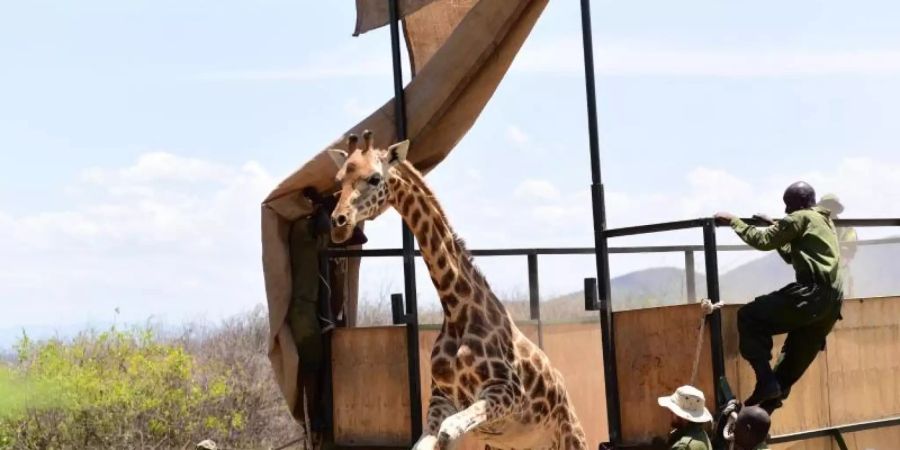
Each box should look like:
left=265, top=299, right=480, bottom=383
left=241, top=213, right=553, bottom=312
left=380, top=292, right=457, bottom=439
left=783, top=181, right=816, bottom=213
left=733, top=406, right=771, bottom=449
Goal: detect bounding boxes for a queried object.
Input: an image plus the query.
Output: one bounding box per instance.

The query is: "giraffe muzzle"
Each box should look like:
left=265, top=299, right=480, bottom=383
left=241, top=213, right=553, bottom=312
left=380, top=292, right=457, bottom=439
left=332, top=214, right=348, bottom=228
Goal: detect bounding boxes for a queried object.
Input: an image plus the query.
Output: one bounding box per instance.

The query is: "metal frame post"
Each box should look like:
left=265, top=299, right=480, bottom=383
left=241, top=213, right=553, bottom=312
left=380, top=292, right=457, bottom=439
left=317, top=253, right=335, bottom=441
left=389, top=0, right=423, bottom=442
left=580, top=0, right=622, bottom=445
left=702, top=220, right=727, bottom=411
left=527, top=253, right=544, bottom=348
left=684, top=251, right=697, bottom=303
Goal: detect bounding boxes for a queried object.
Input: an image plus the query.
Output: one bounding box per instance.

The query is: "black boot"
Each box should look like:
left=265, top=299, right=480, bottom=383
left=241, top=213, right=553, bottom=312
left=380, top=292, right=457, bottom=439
left=760, top=383, right=790, bottom=414
left=759, top=397, right=783, bottom=415
left=745, top=360, right=782, bottom=406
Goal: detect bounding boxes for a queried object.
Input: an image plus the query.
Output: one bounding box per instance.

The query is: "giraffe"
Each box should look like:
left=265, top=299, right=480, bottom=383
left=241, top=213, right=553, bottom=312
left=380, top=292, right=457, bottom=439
left=327, top=131, right=588, bottom=450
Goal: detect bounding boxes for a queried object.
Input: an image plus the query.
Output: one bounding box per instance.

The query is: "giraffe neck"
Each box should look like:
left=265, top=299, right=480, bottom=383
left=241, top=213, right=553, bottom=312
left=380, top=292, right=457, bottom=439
left=387, top=163, right=488, bottom=320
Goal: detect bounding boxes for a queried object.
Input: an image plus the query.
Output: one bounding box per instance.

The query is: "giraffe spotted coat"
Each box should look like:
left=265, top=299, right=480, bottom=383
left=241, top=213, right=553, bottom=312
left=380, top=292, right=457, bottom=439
left=329, top=132, right=587, bottom=450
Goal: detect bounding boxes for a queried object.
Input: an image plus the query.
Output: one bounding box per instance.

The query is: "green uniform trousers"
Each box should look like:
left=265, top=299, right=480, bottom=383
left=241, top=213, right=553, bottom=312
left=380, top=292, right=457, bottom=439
left=288, top=218, right=326, bottom=376
left=737, top=282, right=843, bottom=396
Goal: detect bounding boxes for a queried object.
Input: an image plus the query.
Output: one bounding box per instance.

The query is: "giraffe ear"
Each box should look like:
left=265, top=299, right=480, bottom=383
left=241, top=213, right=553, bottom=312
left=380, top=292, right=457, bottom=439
left=385, top=140, right=410, bottom=167
left=326, top=148, right=349, bottom=168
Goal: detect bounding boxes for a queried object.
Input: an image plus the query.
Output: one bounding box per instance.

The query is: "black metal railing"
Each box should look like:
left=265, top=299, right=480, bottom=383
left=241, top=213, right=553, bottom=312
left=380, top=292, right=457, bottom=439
left=324, top=220, right=900, bottom=449
left=329, top=0, right=900, bottom=448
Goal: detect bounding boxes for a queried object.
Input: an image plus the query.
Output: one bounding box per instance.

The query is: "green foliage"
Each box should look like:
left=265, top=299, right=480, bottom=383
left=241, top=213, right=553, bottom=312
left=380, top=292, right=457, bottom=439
left=0, top=316, right=292, bottom=450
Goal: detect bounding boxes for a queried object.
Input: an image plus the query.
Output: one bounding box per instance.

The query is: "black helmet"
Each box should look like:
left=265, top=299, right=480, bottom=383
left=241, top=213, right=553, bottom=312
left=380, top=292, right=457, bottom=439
left=733, top=406, right=771, bottom=449
left=783, top=181, right=816, bottom=213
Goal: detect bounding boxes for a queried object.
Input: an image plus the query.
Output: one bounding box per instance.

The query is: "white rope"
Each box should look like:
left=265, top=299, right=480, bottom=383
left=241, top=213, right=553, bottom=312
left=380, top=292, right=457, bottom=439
left=720, top=399, right=740, bottom=443
left=689, top=298, right=725, bottom=386
left=302, top=387, right=313, bottom=450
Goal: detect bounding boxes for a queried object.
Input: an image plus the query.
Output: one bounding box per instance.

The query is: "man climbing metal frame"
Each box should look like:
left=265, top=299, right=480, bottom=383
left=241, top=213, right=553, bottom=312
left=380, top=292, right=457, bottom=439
left=714, top=181, right=844, bottom=414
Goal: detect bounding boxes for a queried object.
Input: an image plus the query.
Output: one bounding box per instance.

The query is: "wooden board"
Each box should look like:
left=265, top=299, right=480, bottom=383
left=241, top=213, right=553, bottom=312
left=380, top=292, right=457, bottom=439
left=330, top=297, right=900, bottom=447
left=332, top=326, right=412, bottom=447
left=826, top=298, right=900, bottom=425
left=613, top=303, right=718, bottom=444
left=840, top=424, right=900, bottom=449
left=542, top=322, right=609, bottom=447
left=723, top=303, right=832, bottom=437
left=770, top=438, right=835, bottom=450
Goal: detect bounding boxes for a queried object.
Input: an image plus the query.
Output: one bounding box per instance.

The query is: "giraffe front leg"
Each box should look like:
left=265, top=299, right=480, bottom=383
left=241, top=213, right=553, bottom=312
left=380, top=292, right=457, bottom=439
left=414, top=389, right=458, bottom=450
left=436, top=382, right=519, bottom=450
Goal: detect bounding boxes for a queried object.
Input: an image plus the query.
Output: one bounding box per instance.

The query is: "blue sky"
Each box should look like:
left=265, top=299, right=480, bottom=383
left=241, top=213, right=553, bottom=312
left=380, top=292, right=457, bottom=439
left=2, top=1, right=900, bottom=343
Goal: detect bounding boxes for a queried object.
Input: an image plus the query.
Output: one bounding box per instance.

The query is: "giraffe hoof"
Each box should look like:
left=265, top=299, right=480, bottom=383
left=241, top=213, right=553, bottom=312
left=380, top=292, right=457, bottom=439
left=435, top=432, right=451, bottom=450
left=412, top=435, right=438, bottom=450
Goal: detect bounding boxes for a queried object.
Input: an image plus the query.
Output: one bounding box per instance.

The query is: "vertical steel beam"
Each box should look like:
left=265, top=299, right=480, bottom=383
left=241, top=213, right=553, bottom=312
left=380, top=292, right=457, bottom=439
left=389, top=0, right=423, bottom=442
left=702, top=221, right=727, bottom=411
left=580, top=0, right=621, bottom=444
left=685, top=251, right=697, bottom=303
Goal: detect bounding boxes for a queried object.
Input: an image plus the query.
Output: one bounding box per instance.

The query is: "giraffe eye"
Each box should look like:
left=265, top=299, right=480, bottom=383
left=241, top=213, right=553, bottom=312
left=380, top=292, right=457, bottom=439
left=367, top=174, right=382, bottom=186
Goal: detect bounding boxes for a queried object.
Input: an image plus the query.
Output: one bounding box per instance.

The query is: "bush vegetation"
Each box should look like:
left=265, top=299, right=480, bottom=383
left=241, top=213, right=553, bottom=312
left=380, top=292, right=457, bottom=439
left=0, top=306, right=300, bottom=450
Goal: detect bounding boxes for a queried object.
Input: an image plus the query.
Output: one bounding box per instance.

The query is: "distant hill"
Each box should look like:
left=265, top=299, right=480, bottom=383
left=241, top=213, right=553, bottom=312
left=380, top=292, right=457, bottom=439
left=533, top=238, right=899, bottom=318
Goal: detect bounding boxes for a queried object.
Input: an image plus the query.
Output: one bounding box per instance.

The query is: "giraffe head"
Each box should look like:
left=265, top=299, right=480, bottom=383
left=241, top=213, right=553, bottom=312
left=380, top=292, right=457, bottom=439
left=328, top=130, right=410, bottom=243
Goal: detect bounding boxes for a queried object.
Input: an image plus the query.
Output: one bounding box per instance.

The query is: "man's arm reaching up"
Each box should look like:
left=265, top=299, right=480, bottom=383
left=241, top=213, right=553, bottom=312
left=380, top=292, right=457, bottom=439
left=714, top=212, right=803, bottom=251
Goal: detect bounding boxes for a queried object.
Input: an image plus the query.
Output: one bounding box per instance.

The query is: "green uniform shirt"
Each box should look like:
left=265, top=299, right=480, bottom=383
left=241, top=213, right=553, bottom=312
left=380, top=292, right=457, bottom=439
left=730, top=207, right=843, bottom=291
left=668, top=423, right=712, bottom=450
left=837, top=225, right=858, bottom=261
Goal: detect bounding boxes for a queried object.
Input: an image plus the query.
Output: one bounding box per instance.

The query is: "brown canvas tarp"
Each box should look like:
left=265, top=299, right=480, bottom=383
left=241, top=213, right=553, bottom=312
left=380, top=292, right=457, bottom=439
left=262, top=0, right=549, bottom=426
left=352, top=0, right=436, bottom=37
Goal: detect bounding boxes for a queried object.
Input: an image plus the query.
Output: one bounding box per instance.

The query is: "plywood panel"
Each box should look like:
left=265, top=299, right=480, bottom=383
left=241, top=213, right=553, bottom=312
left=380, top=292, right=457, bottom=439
left=721, top=304, right=831, bottom=436
left=332, top=326, right=412, bottom=446
left=720, top=306, right=744, bottom=403
left=826, top=298, right=900, bottom=425
left=770, top=438, right=834, bottom=450
left=542, top=322, right=609, bottom=447
left=841, top=424, right=900, bottom=450
left=329, top=297, right=900, bottom=447
left=613, top=304, right=718, bottom=444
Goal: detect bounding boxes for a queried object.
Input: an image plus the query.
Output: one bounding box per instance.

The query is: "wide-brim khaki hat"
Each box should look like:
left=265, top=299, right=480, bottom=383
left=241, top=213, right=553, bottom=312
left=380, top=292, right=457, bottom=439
left=818, top=193, right=845, bottom=214
left=658, top=385, right=713, bottom=423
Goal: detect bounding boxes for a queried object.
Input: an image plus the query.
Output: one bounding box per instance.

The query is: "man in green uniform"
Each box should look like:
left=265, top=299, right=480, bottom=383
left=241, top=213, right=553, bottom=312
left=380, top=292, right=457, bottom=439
left=730, top=406, right=771, bottom=450
left=818, top=193, right=857, bottom=297
left=658, top=385, right=713, bottom=450
left=715, top=181, right=844, bottom=411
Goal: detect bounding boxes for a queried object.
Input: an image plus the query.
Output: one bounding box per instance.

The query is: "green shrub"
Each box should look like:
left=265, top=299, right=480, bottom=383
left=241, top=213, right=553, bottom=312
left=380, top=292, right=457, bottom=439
left=0, top=307, right=300, bottom=450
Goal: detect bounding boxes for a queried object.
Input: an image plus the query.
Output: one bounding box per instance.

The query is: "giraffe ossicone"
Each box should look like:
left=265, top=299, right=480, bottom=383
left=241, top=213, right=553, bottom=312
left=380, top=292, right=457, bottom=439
left=330, top=132, right=587, bottom=450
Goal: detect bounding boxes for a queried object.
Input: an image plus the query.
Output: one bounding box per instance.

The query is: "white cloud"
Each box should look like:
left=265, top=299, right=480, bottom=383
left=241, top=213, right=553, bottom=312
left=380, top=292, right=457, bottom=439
left=82, top=152, right=236, bottom=184
left=0, top=153, right=279, bottom=331
left=514, top=179, right=561, bottom=201
left=506, top=125, right=530, bottom=145
left=513, top=36, right=900, bottom=77
left=193, top=42, right=390, bottom=82
left=4, top=152, right=898, bottom=336
left=527, top=159, right=900, bottom=236
left=343, top=97, right=377, bottom=120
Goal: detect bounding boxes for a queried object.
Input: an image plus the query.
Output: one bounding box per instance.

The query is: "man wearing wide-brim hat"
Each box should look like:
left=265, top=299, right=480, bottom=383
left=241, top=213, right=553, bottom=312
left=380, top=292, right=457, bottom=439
left=818, top=193, right=858, bottom=296
left=658, top=385, right=713, bottom=450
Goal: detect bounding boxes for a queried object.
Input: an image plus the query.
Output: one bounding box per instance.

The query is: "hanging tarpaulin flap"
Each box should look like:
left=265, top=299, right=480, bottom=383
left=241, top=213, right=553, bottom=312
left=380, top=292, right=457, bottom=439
left=403, top=0, right=478, bottom=76
left=353, top=0, right=436, bottom=36
left=262, top=0, right=548, bottom=426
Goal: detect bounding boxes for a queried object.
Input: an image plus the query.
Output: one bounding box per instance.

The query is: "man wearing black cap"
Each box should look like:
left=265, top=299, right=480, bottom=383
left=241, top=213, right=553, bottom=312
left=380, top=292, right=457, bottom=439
left=714, top=181, right=844, bottom=412
left=730, top=406, right=771, bottom=450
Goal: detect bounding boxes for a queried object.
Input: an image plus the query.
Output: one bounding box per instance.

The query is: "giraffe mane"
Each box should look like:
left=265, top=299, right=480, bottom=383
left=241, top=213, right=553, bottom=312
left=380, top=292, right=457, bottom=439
left=395, top=161, right=488, bottom=287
